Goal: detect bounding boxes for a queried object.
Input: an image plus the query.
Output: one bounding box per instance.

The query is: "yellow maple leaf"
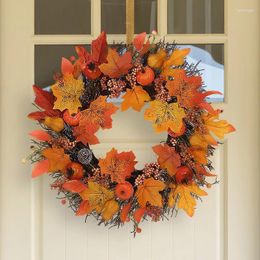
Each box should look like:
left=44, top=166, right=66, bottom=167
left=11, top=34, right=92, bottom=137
left=169, top=182, right=207, bottom=217
left=147, top=48, right=190, bottom=77
left=144, top=100, right=186, bottom=133
left=203, top=111, right=236, bottom=139
left=121, top=85, right=150, bottom=112
left=101, top=200, right=119, bottom=221
left=80, top=181, right=118, bottom=220
left=51, top=74, right=84, bottom=114
left=147, top=49, right=167, bottom=69
left=80, top=181, right=114, bottom=208
left=190, top=132, right=218, bottom=149
left=136, top=178, right=166, bottom=207
left=162, top=48, right=190, bottom=70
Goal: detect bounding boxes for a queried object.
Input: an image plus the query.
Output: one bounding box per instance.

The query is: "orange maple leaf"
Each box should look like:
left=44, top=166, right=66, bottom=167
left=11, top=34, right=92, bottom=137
left=188, top=145, right=208, bottom=165
left=73, top=123, right=99, bottom=145
left=136, top=178, right=166, bottom=207
left=144, top=100, right=186, bottom=134
left=121, top=85, right=150, bottom=112
left=169, top=182, right=207, bottom=217
left=51, top=74, right=84, bottom=114
left=99, top=48, right=133, bottom=78
left=79, top=96, right=118, bottom=130
left=166, top=69, right=221, bottom=112
left=42, top=147, right=71, bottom=173
left=152, top=143, right=181, bottom=176
left=98, top=148, right=137, bottom=183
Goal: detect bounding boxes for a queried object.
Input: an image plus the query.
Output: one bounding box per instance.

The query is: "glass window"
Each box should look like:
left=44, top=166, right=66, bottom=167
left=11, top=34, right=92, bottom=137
left=101, top=0, right=126, bottom=34
left=35, top=45, right=90, bottom=87
left=135, top=0, right=157, bottom=33
left=167, top=0, right=224, bottom=34
left=35, top=0, right=91, bottom=34
left=178, top=44, right=224, bottom=101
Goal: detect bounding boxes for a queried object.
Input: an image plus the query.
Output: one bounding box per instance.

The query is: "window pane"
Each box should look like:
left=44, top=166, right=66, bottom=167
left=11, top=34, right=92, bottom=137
left=35, top=45, right=90, bottom=87
left=135, top=0, right=157, bottom=33
left=35, top=0, right=91, bottom=34
left=167, top=0, right=224, bottom=34
left=101, top=0, right=126, bottom=34
left=178, top=44, right=224, bottom=102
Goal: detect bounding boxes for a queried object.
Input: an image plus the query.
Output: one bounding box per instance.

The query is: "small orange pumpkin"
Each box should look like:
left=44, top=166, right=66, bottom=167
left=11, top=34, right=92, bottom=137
left=63, top=110, right=81, bottom=126
left=115, top=181, right=134, bottom=200
left=175, top=166, right=193, bottom=184
left=67, top=162, right=84, bottom=180
left=83, top=62, right=102, bottom=80
left=44, top=117, right=64, bottom=132
left=136, top=66, right=155, bottom=86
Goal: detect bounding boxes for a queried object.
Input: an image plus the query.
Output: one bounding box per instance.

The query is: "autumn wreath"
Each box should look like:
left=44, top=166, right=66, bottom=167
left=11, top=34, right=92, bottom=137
left=27, top=32, right=235, bottom=234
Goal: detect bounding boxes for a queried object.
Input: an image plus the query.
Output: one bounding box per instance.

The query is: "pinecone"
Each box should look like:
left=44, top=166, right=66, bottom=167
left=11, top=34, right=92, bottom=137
left=77, top=148, right=93, bottom=165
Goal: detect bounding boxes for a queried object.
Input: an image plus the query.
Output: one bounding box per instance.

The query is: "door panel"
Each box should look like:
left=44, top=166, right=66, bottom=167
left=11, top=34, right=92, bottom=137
left=32, top=106, right=226, bottom=260
left=0, top=0, right=259, bottom=260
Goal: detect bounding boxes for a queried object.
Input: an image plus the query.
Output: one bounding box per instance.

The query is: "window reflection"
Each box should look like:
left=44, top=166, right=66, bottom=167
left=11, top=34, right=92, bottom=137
left=167, top=0, right=224, bottom=34
left=35, top=45, right=90, bottom=87
left=178, top=44, right=224, bottom=101
left=101, top=0, right=126, bottom=34
left=135, top=0, right=157, bottom=33
left=35, top=0, right=91, bottom=34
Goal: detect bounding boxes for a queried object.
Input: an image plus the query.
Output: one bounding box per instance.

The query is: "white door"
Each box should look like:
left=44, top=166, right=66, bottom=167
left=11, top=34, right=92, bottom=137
left=0, top=0, right=259, bottom=260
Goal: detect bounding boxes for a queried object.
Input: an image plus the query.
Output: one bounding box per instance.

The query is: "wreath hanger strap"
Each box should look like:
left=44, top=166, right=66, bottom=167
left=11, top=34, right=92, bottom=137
left=126, top=0, right=135, bottom=44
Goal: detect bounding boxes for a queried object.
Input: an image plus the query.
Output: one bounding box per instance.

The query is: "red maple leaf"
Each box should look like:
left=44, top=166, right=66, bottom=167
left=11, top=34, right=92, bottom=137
left=28, top=85, right=61, bottom=121
left=91, top=31, right=108, bottom=64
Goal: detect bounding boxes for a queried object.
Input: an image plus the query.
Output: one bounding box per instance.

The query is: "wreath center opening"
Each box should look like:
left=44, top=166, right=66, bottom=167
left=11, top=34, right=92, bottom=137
left=91, top=101, right=167, bottom=169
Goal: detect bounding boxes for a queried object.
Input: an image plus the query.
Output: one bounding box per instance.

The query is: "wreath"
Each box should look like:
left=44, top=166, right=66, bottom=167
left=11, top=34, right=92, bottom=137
left=27, top=32, right=235, bottom=234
